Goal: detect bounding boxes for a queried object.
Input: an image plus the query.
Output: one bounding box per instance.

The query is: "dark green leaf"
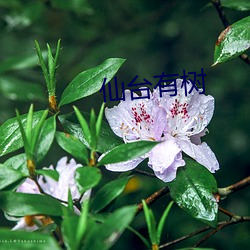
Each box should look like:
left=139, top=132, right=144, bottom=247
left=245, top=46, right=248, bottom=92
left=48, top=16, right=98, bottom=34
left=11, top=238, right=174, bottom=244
left=75, top=167, right=102, bottom=194
left=0, top=111, right=44, bottom=157
left=36, top=169, right=59, bottom=181
left=59, top=113, right=123, bottom=153
left=0, top=164, right=27, bottom=190
left=0, top=77, right=46, bottom=102
left=97, top=141, right=158, bottom=166
left=56, top=131, right=89, bottom=165
left=0, top=192, right=65, bottom=216
left=213, top=16, right=250, bottom=65
left=36, top=115, right=55, bottom=162
left=221, top=0, right=250, bottom=11
left=61, top=215, right=80, bottom=250
left=168, top=159, right=218, bottom=227
left=0, top=228, right=60, bottom=250
left=59, top=58, right=126, bottom=106
left=157, top=201, right=174, bottom=244
left=91, top=176, right=132, bottom=213
left=4, top=153, right=28, bottom=175
left=83, top=205, right=137, bottom=250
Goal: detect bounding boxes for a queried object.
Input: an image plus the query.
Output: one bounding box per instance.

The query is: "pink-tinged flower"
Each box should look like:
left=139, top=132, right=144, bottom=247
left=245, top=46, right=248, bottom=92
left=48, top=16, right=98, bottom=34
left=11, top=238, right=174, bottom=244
left=11, top=157, right=90, bottom=231
left=103, top=79, right=219, bottom=182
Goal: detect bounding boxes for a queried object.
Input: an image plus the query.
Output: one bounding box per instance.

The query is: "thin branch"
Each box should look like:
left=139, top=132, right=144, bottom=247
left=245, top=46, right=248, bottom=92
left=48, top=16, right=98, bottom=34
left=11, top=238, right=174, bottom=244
left=136, top=186, right=169, bottom=215
left=193, top=216, right=250, bottom=247
left=159, top=216, right=250, bottom=249
left=218, top=176, right=250, bottom=198
left=218, top=206, right=235, bottom=218
left=211, top=0, right=250, bottom=66
left=159, top=224, right=212, bottom=249
left=134, top=169, right=156, bottom=178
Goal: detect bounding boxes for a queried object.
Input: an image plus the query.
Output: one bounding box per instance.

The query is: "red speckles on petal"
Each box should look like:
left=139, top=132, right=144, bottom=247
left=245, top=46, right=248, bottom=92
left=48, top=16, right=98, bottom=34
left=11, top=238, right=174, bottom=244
left=170, top=99, right=190, bottom=121
left=131, top=104, right=153, bottom=125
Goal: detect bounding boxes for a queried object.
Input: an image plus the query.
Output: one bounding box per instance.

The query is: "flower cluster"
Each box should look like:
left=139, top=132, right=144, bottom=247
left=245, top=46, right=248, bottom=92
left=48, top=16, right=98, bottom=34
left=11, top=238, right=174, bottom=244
left=11, top=157, right=89, bottom=231
left=103, top=79, right=219, bottom=182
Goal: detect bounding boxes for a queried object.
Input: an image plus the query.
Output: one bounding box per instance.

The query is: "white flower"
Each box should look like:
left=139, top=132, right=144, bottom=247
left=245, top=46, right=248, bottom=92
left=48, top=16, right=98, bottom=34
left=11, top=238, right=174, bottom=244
left=103, top=79, right=219, bottom=182
left=12, top=157, right=90, bottom=231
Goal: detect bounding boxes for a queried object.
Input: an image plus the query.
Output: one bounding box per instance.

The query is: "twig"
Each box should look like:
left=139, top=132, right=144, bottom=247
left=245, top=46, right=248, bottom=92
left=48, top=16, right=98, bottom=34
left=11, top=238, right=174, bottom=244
left=193, top=216, right=250, bottom=247
left=136, top=186, right=169, bottom=215
left=159, top=224, right=212, bottom=249
left=218, top=206, right=235, bottom=218
left=211, top=0, right=250, bottom=66
left=134, top=169, right=156, bottom=178
left=218, top=176, right=250, bottom=198
left=159, top=216, right=250, bottom=249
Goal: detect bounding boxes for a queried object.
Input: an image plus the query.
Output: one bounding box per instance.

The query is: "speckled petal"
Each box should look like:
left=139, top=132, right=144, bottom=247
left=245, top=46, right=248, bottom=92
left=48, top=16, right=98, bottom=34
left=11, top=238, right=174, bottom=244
left=105, top=89, right=166, bottom=142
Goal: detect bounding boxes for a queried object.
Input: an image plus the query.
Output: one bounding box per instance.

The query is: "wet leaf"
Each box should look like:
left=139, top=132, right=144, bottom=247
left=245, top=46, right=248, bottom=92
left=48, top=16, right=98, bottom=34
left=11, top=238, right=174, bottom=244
left=91, top=176, right=132, bottom=213
left=59, top=112, right=123, bottom=153
left=0, top=192, right=65, bottom=216
left=75, top=167, right=102, bottom=194
left=59, top=58, right=125, bottom=106
left=0, top=164, right=27, bottom=190
left=168, top=159, right=218, bottom=227
left=97, top=141, right=158, bottom=166
left=213, top=16, right=250, bottom=65
left=0, top=111, right=44, bottom=157
left=83, top=205, right=137, bottom=250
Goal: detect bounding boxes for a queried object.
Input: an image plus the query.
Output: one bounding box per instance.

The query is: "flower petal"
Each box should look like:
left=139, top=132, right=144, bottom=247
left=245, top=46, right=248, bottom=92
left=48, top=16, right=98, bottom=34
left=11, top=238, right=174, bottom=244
left=178, top=139, right=219, bottom=173
left=105, top=89, right=167, bottom=142
left=105, top=156, right=145, bottom=172
left=148, top=137, right=185, bottom=182
left=155, top=79, right=215, bottom=137
left=12, top=218, right=38, bottom=231
left=16, top=178, right=40, bottom=194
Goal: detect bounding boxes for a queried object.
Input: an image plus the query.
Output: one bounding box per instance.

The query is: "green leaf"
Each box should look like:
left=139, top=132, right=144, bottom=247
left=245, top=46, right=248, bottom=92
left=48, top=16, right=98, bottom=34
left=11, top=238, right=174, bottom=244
left=0, top=192, right=65, bottom=216
left=56, top=131, right=89, bottom=165
left=62, top=215, right=80, bottom=250
left=213, top=16, right=250, bottom=65
left=73, top=106, right=91, bottom=147
left=36, top=116, right=56, bottom=162
left=96, top=103, right=105, bottom=140
left=97, top=141, right=159, bottom=166
left=89, top=109, right=97, bottom=150
left=168, top=159, right=218, bottom=227
left=0, top=76, right=46, bottom=102
left=59, top=112, right=123, bottom=153
left=157, top=201, right=174, bottom=244
left=221, top=0, right=250, bottom=11
left=83, top=205, right=136, bottom=250
left=75, top=167, right=102, bottom=194
left=142, top=200, right=157, bottom=245
left=36, top=169, right=59, bottom=181
left=91, top=176, right=132, bottom=213
left=62, top=201, right=89, bottom=250
left=0, top=111, right=44, bottom=157
left=59, top=58, right=126, bottom=106
left=4, top=153, right=28, bottom=175
left=127, top=226, right=151, bottom=248
left=0, top=164, right=27, bottom=190
left=0, top=228, right=60, bottom=250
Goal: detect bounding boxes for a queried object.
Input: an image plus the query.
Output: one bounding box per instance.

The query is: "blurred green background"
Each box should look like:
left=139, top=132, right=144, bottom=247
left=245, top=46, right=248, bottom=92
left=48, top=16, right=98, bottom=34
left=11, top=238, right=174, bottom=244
left=0, top=0, right=249, bottom=249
